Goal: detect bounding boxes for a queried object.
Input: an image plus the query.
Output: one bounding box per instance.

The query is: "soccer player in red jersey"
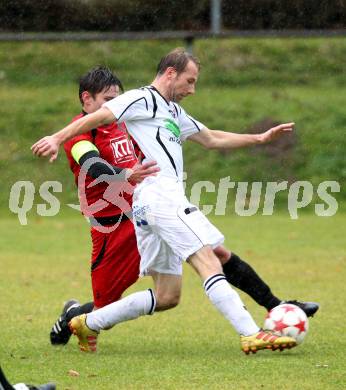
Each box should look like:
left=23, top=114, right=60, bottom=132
left=50, top=66, right=159, bottom=344
left=49, top=66, right=318, bottom=347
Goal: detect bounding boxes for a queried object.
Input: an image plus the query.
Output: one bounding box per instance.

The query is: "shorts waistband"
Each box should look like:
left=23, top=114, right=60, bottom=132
left=90, top=213, right=131, bottom=226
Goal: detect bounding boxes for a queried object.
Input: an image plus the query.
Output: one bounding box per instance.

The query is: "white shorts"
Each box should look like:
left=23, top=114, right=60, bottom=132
left=133, top=177, right=224, bottom=276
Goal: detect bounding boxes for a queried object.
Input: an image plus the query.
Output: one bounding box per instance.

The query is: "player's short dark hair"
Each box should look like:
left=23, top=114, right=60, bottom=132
left=156, top=47, right=200, bottom=76
left=79, top=66, right=124, bottom=104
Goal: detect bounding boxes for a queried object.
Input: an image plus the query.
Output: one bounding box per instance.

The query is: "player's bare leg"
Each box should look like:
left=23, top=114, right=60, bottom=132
left=151, top=272, right=182, bottom=311
left=187, top=245, right=259, bottom=335
left=69, top=272, right=182, bottom=352
left=187, top=245, right=296, bottom=354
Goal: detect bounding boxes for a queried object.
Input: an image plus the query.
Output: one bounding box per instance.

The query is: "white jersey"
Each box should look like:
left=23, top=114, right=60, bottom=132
left=103, top=86, right=204, bottom=182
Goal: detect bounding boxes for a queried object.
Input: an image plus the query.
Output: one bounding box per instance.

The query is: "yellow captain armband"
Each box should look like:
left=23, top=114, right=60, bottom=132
left=71, top=140, right=99, bottom=163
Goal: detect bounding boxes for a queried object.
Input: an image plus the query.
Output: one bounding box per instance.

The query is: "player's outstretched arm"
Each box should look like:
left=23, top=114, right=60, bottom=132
left=188, top=122, right=295, bottom=150
left=31, top=107, right=115, bottom=162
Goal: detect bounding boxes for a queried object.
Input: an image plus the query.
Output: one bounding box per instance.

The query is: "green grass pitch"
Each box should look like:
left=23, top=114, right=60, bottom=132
left=0, top=212, right=345, bottom=389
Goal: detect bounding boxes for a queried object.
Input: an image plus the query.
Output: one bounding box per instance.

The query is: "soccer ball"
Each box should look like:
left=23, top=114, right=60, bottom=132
left=263, top=304, right=309, bottom=344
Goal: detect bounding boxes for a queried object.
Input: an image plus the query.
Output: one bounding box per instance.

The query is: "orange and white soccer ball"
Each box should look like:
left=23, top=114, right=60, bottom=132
left=263, top=304, right=309, bottom=344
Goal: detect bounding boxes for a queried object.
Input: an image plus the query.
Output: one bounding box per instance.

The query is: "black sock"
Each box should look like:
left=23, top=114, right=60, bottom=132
left=222, top=253, right=281, bottom=311
left=66, top=301, right=94, bottom=322
left=0, top=366, right=14, bottom=390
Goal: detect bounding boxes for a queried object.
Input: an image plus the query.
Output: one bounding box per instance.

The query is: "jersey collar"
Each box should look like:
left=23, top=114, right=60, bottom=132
left=149, top=85, right=170, bottom=106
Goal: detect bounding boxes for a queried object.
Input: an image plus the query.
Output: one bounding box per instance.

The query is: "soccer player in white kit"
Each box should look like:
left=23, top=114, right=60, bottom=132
left=32, top=48, right=297, bottom=354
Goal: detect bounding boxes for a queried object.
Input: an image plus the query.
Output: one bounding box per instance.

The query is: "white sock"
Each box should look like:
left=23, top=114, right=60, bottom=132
left=86, top=289, right=156, bottom=332
left=204, top=274, right=260, bottom=336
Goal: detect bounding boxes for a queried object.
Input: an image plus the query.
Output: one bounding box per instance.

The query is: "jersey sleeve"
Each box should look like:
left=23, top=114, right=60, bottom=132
left=177, top=105, right=205, bottom=142
left=103, top=89, right=153, bottom=124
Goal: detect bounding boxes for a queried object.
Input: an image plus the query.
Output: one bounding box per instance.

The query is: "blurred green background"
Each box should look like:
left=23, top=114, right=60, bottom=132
left=0, top=37, right=345, bottom=218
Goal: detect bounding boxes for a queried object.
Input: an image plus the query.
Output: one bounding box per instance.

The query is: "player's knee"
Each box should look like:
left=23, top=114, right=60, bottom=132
left=155, top=292, right=180, bottom=310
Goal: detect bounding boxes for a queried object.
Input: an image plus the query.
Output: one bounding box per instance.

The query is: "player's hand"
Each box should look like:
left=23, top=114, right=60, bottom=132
left=31, top=135, right=60, bottom=163
left=127, top=160, right=160, bottom=184
left=258, top=122, right=295, bottom=144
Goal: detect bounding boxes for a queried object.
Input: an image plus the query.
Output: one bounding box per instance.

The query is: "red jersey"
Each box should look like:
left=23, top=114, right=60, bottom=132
left=64, top=112, right=138, bottom=218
